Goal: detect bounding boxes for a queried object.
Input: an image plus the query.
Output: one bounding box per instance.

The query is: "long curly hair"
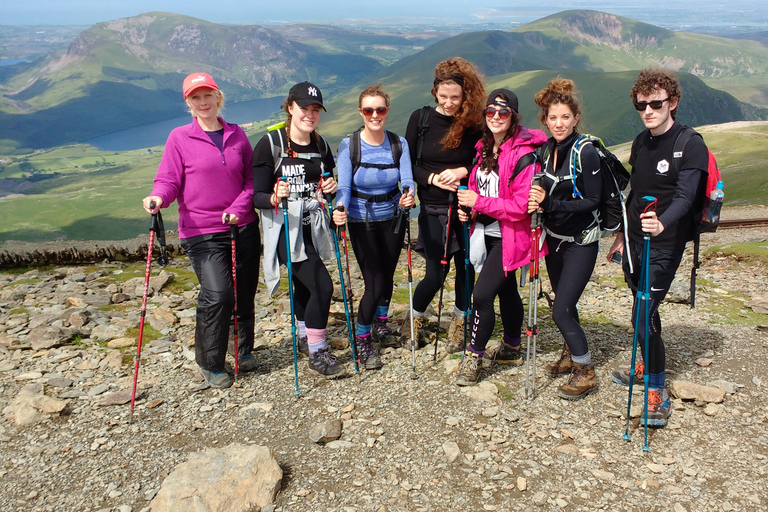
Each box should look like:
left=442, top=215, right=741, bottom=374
left=534, top=77, right=582, bottom=130
left=630, top=68, right=681, bottom=119
left=431, top=57, right=486, bottom=149
left=478, top=110, right=521, bottom=174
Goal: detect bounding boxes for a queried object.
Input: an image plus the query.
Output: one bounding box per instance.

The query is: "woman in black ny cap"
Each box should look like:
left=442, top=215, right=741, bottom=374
left=252, top=82, right=342, bottom=377
left=454, top=88, right=547, bottom=386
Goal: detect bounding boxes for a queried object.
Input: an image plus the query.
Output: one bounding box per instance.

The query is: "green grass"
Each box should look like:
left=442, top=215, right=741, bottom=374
left=701, top=293, right=768, bottom=326
left=492, top=381, right=515, bottom=401
left=706, top=241, right=768, bottom=266
left=9, top=307, right=29, bottom=315
left=126, top=323, right=163, bottom=344
left=6, top=278, right=43, bottom=286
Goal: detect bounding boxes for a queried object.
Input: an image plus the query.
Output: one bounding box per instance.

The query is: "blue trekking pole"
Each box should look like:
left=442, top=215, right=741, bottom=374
left=323, top=173, right=359, bottom=374
left=623, top=195, right=657, bottom=451
left=279, top=177, right=301, bottom=396
left=457, top=185, right=472, bottom=354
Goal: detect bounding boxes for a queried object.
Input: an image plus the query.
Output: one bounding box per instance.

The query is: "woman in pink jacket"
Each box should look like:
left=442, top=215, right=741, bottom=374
left=143, top=72, right=260, bottom=390
left=455, top=88, right=547, bottom=386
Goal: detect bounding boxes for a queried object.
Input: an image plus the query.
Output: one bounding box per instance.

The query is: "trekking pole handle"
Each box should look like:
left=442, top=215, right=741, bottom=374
left=642, top=195, right=657, bottom=213
left=457, top=185, right=471, bottom=215
left=402, top=186, right=411, bottom=214
left=322, top=172, right=334, bottom=202
left=279, top=176, right=289, bottom=209
left=149, top=200, right=156, bottom=210
left=335, top=205, right=347, bottom=234
left=531, top=174, right=545, bottom=229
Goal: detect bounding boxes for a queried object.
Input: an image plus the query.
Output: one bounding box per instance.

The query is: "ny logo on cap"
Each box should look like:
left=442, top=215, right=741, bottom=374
left=308, top=86, right=318, bottom=97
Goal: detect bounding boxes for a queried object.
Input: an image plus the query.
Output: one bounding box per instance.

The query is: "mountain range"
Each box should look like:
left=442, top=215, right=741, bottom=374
left=1, top=10, right=768, bottom=150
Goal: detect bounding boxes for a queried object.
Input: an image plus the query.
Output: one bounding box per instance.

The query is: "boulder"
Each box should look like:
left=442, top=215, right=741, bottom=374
left=2, top=388, right=67, bottom=427
left=309, top=419, right=342, bottom=444
left=150, top=444, right=282, bottom=512
left=669, top=380, right=726, bottom=403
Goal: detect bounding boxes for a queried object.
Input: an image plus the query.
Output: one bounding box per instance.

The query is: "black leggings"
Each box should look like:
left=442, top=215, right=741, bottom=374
left=181, top=222, right=260, bottom=372
left=349, top=219, right=405, bottom=326
left=544, top=238, right=598, bottom=358
left=468, top=236, right=523, bottom=353
left=277, top=224, right=333, bottom=329
left=412, top=208, right=473, bottom=313
left=623, top=238, right=685, bottom=375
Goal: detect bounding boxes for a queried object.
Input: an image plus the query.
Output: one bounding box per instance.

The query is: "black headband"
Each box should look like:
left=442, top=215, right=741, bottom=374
left=433, top=73, right=464, bottom=88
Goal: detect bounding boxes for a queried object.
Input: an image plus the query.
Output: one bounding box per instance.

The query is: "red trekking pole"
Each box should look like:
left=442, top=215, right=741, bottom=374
left=225, top=214, right=239, bottom=381
left=130, top=201, right=168, bottom=421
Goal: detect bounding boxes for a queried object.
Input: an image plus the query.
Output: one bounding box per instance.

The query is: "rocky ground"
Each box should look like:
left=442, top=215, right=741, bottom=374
left=1, top=207, right=767, bottom=512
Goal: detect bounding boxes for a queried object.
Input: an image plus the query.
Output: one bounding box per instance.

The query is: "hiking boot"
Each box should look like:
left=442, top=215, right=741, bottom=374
left=640, top=388, right=671, bottom=427
left=356, top=335, right=383, bottom=370
left=199, top=367, right=233, bottom=389
left=456, top=352, right=482, bottom=386
left=491, top=343, right=523, bottom=365
left=293, top=336, right=309, bottom=358
left=309, top=348, right=342, bottom=377
left=545, top=344, right=573, bottom=376
left=445, top=316, right=465, bottom=353
left=237, top=353, right=259, bottom=373
left=372, top=318, right=399, bottom=347
left=557, top=364, right=598, bottom=400
left=402, top=315, right=426, bottom=349
left=611, top=359, right=644, bottom=386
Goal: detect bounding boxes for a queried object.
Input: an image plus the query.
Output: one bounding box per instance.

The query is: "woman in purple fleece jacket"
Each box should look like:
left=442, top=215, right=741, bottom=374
left=143, top=72, right=260, bottom=389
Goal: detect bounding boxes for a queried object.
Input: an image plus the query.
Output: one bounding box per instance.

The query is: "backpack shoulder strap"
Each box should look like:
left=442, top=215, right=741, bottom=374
left=415, top=106, right=431, bottom=166
left=511, top=152, right=536, bottom=184
left=671, top=126, right=701, bottom=173
left=386, top=130, right=402, bottom=168
left=350, top=129, right=363, bottom=174
left=267, top=128, right=286, bottom=173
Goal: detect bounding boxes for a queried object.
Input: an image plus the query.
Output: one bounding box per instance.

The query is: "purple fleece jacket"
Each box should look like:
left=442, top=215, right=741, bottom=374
left=151, top=117, right=256, bottom=239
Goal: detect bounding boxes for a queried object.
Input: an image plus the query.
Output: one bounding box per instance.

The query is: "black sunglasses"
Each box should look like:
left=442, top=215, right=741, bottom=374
left=360, top=106, right=389, bottom=116
left=634, top=98, right=670, bottom=111
left=484, top=106, right=512, bottom=120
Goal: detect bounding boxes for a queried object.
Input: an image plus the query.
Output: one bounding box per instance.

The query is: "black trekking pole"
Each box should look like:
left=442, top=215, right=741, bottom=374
left=457, top=185, right=472, bottom=354
left=401, top=187, right=417, bottom=379
left=323, top=173, right=359, bottom=374
left=279, top=178, right=301, bottom=396
left=336, top=206, right=360, bottom=371
left=224, top=214, right=240, bottom=382
left=622, top=196, right=656, bottom=451
left=130, top=201, right=167, bottom=422
left=433, top=193, right=454, bottom=361
left=525, top=176, right=544, bottom=400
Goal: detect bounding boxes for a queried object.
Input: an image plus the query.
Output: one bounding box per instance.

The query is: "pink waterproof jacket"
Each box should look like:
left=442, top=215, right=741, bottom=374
left=468, top=125, right=549, bottom=273
left=152, top=117, right=256, bottom=239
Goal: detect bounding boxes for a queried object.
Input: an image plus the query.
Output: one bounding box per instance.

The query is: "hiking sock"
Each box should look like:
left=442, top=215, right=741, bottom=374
left=297, top=320, right=307, bottom=339
left=375, top=305, right=389, bottom=320
left=413, top=309, right=426, bottom=318
left=306, top=327, right=327, bottom=357
left=453, top=306, right=465, bottom=319
left=357, top=323, right=372, bottom=336
left=503, top=333, right=522, bottom=348
left=648, top=371, right=666, bottom=389
left=467, top=345, right=485, bottom=358
left=571, top=350, right=591, bottom=366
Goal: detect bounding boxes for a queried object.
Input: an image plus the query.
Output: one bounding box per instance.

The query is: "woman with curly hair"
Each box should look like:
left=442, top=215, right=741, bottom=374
left=454, top=88, right=547, bottom=385
left=403, top=57, right=486, bottom=351
left=528, top=77, right=603, bottom=400
left=252, top=82, right=342, bottom=377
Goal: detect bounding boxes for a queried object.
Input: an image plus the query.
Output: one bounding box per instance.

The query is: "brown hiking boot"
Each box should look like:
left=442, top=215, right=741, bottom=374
left=402, top=315, right=426, bottom=349
left=455, top=352, right=482, bottom=386
left=545, top=344, right=573, bottom=376
left=445, top=316, right=465, bottom=353
left=556, top=364, right=598, bottom=400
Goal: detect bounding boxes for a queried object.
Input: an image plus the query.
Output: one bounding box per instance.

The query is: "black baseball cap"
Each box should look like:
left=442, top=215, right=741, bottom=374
left=486, top=88, right=519, bottom=113
left=288, top=81, right=326, bottom=111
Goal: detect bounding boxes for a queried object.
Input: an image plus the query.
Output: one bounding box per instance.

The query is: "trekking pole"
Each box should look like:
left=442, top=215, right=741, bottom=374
left=401, top=187, right=417, bottom=379
left=130, top=201, right=166, bottom=422
left=323, top=173, right=359, bottom=373
left=457, top=185, right=471, bottom=354
left=525, top=176, right=544, bottom=399
left=336, top=205, right=360, bottom=371
left=622, top=196, right=656, bottom=451
left=224, top=214, right=239, bottom=382
left=433, top=193, right=454, bottom=361
left=279, top=178, right=301, bottom=396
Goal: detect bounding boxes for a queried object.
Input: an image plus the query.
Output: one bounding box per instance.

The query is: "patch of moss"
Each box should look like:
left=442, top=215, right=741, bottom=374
left=6, top=277, right=43, bottom=287
left=701, top=293, right=768, bottom=326
left=706, top=241, right=768, bottom=267
left=126, top=323, right=163, bottom=344
left=10, top=307, right=30, bottom=315
left=492, top=381, right=515, bottom=401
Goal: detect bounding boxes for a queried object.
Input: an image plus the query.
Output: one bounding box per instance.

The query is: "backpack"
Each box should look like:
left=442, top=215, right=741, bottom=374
left=267, top=123, right=330, bottom=174
left=414, top=106, right=431, bottom=166
left=668, top=126, right=723, bottom=308
left=349, top=128, right=402, bottom=174
left=540, top=134, right=630, bottom=242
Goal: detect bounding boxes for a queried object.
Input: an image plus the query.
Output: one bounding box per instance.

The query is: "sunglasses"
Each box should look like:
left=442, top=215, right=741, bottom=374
left=484, top=107, right=512, bottom=120
left=360, top=106, right=389, bottom=116
left=634, top=98, right=670, bottom=111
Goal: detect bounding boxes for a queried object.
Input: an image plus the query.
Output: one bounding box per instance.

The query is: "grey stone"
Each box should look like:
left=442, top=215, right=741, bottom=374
left=91, top=323, right=128, bottom=341
left=669, top=380, right=726, bottom=403
left=310, top=419, right=342, bottom=444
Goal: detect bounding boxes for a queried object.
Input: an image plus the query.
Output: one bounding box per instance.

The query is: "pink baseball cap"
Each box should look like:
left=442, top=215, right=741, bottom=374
left=182, top=72, right=220, bottom=98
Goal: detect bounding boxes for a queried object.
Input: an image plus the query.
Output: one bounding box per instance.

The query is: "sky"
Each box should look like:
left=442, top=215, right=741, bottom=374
left=3, top=0, right=768, bottom=28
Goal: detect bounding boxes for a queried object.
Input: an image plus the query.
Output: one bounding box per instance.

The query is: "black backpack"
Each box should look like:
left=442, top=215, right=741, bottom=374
left=540, top=134, right=630, bottom=237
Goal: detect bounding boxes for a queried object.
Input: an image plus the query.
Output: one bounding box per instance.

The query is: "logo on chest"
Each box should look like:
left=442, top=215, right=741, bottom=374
left=656, top=159, right=670, bottom=175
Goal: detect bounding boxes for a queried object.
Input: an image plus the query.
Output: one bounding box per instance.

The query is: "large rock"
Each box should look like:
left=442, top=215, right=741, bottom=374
left=27, top=325, right=70, bottom=351
left=148, top=308, right=178, bottom=332
left=2, top=388, right=67, bottom=427
left=309, top=419, right=342, bottom=444
left=91, top=323, right=128, bottom=341
left=460, top=381, right=502, bottom=405
left=669, top=380, right=726, bottom=403
left=150, top=444, right=282, bottom=512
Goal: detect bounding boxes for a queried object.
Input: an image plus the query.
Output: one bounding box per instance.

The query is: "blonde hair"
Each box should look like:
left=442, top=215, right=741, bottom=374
left=186, top=89, right=225, bottom=118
